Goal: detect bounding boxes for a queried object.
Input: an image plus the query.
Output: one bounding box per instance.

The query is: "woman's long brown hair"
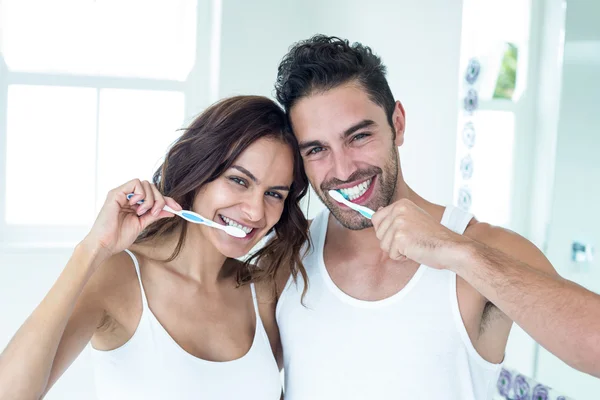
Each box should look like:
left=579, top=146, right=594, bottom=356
left=135, top=96, right=310, bottom=296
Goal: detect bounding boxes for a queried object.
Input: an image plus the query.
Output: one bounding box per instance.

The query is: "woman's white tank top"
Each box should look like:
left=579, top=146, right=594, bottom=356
left=90, top=249, right=281, bottom=400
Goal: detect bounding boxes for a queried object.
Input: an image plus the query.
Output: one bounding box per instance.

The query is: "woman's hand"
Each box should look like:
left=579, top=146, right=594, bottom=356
left=82, top=179, right=182, bottom=260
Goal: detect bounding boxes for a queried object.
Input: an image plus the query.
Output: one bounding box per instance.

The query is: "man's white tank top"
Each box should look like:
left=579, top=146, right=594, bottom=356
left=90, top=250, right=281, bottom=400
left=276, top=206, right=502, bottom=399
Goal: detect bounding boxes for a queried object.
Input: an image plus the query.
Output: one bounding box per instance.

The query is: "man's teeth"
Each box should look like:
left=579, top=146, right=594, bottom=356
left=338, top=178, right=372, bottom=201
left=220, top=216, right=253, bottom=234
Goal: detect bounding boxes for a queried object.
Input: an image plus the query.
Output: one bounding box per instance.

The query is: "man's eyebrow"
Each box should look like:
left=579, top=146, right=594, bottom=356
left=342, top=119, right=376, bottom=139
left=298, top=120, right=376, bottom=151
left=299, top=140, right=327, bottom=151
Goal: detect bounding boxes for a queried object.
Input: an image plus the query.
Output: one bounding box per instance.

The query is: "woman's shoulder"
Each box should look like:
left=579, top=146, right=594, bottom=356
left=86, top=249, right=143, bottom=311
left=97, top=250, right=139, bottom=282
left=253, top=278, right=280, bottom=360
left=254, top=278, right=278, bottom=305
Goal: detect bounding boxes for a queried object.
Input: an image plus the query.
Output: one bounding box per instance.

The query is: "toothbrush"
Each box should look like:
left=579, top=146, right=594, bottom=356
left=328, top=190, right=375, bottom=219
left=125, top=193, right=246, bottom=238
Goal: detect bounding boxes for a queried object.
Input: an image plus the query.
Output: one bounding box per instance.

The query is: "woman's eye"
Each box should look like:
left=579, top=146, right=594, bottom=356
left=266, top=191, right=283, bottom=200
left=230, top=177, right=247, bottom=187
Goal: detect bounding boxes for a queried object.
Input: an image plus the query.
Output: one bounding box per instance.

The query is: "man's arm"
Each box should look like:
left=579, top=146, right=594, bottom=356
left=372, top=200, right=600, bottom=377
left=455, top=223, right=600, bottom=377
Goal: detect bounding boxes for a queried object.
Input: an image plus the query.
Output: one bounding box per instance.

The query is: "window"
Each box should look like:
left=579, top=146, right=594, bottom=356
left=0, top=0, right=199, bottom=246
left=1, top=0, right=197, bottom=80
left=460, top=0, right=530, bottom=102
left=6, top=85, right=98, bottom=225
left=96, top=89, right=185, bottom=208
left=454, top=0, right=533, bottom=229
left=454, top=111, right=515, bottom=227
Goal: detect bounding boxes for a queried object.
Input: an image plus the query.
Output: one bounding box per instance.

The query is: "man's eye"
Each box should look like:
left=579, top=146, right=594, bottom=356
left=308, top=147, right=324, bottom=155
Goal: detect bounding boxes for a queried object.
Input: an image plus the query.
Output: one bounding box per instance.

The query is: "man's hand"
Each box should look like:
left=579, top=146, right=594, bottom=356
left=371, top=199, right=469, bottom=269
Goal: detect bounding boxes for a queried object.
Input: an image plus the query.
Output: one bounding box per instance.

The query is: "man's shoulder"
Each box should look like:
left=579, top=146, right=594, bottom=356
left=464, top=219, right=528, bottom=253
left=464, top=219, right=525, bottom=249
left=464, top=220, right=558, bottom=277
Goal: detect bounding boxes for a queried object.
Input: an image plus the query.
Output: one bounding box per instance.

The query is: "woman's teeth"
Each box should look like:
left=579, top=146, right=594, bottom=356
left=220, top=215, right=253, bottom=234
left=338, top=178, right=372, bottom=201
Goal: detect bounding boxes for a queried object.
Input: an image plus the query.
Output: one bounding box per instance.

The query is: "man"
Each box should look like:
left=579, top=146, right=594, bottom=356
left=273, top=35, right=600, bottom=399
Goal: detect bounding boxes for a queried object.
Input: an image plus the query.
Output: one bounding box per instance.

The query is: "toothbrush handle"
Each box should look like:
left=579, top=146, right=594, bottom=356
left=162, top=205, right=179, bottom=215
left=126, top=194, right=180, bottom=217
left=126, top=193, right=242, bottom=236
left=358, top=208, right=374, bottom=219
left=126, top=193, right=142, bottom=204
left=126, top=194, right=225, bottom=232
left=163, top=205, right=216, bottom=228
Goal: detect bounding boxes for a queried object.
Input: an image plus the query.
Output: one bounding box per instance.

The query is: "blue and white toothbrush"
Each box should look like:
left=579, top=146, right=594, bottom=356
left=328, top=190, right=375, bottom=219
left=126, top=193, right=246, bottom=238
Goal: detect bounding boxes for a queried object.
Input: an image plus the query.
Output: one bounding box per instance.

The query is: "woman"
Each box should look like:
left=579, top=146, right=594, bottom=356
left=0, top=96, right=309, bottom=399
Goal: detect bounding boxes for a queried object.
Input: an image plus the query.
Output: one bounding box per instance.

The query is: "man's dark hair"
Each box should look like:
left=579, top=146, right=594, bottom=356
left=275, top=34, right=396, bottom=129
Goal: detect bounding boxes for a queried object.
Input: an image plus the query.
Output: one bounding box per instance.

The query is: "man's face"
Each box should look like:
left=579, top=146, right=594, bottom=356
left=289, top=83, right=405, bottom=230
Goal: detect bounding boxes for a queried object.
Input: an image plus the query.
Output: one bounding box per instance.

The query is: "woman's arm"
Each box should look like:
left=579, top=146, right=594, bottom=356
left=0, top=179, right=180, bottom=399
left=0, top=243, right=109, bottom=399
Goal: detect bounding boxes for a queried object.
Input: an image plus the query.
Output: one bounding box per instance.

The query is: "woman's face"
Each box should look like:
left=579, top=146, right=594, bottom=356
left=192, top=137, right=294, bottom=258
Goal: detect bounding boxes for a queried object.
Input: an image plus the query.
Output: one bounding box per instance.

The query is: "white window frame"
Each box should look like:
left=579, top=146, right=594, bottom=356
left=0, top=0, right=221, bottom=249
left=454, top=0, right=539, bottom=234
